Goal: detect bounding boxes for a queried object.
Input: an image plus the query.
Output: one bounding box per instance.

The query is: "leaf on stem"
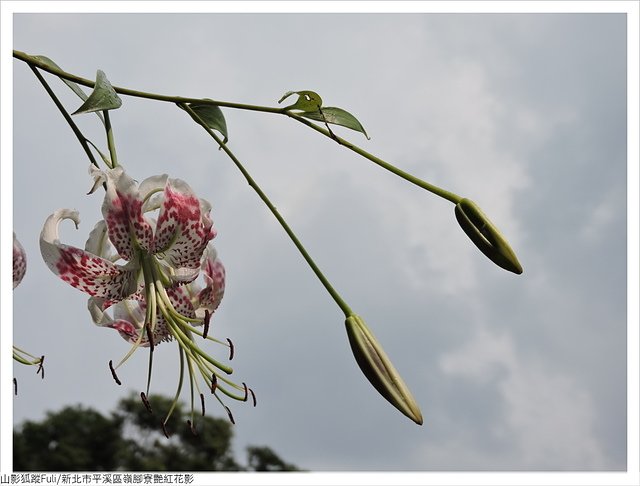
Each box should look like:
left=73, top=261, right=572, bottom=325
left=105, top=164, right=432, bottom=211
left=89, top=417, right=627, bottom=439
left=33, top=56, right=89, bottom=102
left=72, top=70, right=122, bottom=115
left=278, top=90, right=323, bottom=111
left=33, top=55, right=106, bottom=124
left=279, top=90, right=369, bottom=139
left=180, top=101, right=229, bottom=143
left=299, top=107, right=370, bottom=139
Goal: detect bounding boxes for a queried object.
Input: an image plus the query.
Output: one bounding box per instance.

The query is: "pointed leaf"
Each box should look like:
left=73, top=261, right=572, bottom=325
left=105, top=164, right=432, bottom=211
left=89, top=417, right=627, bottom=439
left=72, top=70, right=122, bottom=115
left=182, top=101, right=229, bottom=143
left=33, top=55, right=105, bottom=124
left=278, top=90, right=323, bottom=111
left=33, top=55, right=89, bottom=102
left=300, top=106, right=369, bottom=139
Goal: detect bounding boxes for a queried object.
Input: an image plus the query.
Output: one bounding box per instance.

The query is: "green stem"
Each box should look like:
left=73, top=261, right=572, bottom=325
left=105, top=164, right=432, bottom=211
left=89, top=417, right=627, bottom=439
left=14, top=49, right=461, bottom=202
left=287, top=112, right=462, bottom=204
left=103, top=110, right=119, bottom=167
left=180, top=102, right=354, bottom=318
left=13, top=50, right=284, bottom=115
left=27, top=64, right=100, bottom=169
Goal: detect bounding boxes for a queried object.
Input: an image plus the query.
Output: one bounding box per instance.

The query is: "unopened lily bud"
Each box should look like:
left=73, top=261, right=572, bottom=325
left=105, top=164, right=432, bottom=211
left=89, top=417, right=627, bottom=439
left=345, top=314, right=423, bottom=425
left=454, top=198, right=523, bottom=274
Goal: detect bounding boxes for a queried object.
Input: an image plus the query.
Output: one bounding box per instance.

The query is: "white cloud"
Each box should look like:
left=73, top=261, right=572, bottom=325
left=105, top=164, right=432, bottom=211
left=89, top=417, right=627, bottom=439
left=438, top=325, right=607, bottom=469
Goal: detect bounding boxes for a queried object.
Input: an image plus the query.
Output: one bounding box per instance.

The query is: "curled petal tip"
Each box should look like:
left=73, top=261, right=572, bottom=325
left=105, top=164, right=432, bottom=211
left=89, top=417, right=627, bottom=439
left=13, top=233, right=27, bottom=289
left=454, top=198, right=523, bottom=275
left=345, top=315, right=423, bottom=425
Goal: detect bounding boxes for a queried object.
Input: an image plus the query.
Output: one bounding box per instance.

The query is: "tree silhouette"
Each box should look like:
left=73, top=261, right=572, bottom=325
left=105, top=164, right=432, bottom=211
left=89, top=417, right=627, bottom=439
left=14, top=393, right=300, bottom=472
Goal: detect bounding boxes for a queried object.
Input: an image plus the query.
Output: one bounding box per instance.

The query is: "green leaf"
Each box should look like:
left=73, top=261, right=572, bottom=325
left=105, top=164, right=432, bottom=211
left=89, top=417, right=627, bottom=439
left=72, top=70, right=122, bottom=115
left=278, top=90, right=323, bottom=111
left=181, top=101, right=229, bottom=143
left=300, top=107, right=369, bottom=139
left=33, top=55, right=89, bottom=102
left=33, top=55, right=105, bottom=124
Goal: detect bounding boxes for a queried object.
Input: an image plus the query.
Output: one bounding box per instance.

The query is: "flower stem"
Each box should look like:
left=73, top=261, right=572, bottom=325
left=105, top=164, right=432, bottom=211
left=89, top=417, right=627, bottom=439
left=26, top=64, right=101, bottom=170
left=287, top=112, right=462, bottom=204
left=13, top=49, right=461, bottom=203
left=103, top=110, right=119, bottom=167
left=180, top=102, right=354, bottom=318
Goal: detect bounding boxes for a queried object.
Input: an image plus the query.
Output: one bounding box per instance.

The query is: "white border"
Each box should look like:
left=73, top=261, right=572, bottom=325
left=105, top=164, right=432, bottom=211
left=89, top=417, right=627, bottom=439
left=2, top=2, right=638, bottom=485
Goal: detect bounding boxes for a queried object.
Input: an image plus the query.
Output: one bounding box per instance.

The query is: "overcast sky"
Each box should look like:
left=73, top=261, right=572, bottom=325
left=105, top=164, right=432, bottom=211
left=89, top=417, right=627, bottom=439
left=4, top=5, right=635, bottom=478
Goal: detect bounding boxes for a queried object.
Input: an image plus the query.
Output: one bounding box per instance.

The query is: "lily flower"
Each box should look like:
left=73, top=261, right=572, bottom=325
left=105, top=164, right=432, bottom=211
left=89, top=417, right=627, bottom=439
left=12, top=233, right=45, bottom=382
left=40, top=166, right=254, bottom=433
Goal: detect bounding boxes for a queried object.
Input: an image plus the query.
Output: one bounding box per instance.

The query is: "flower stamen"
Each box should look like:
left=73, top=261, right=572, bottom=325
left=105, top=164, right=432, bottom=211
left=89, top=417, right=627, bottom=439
left=141, top=391, right=153, bottom=414
left=227, top=338, right=234, bottom=360
left=109, top=360, right=122, bottom=385
left=203, top=310, right=211, bottom=339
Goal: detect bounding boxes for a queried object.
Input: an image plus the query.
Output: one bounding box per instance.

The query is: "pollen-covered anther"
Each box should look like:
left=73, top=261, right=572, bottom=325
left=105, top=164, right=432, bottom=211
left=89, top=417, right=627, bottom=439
left=210, top=373, right=218, bottom=393
left=227, top=338, right=234, bottom=360
left=141, top=392, right=153, bottom=414
left=109, top=360, right=122, bottom=385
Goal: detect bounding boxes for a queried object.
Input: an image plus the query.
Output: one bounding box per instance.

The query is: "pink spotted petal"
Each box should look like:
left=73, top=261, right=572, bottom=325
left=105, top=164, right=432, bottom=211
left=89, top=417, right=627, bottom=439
left=40, top=209, right=140, bottom=300
left=13, top=233, right=27, bottom=289
left=194, top=244, right=226, bottom=318
left=153, top=178, right=215, bottom=271
left=167, top=286, right=197, bottom=320
left=102, top=166, right=154, bottom=259
left=89, top=297, right=171, bottom=347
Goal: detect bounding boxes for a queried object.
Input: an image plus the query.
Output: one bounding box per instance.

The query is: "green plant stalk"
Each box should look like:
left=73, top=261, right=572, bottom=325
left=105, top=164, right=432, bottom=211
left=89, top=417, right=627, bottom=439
left=27, top=64, right=100, bottom=169
left=103, top=110, right=119, bottom=167
left=287, top=112, right=462, bottom=204
left=13, top=50, right=284, bottom=115
left=14, top=50, right=460, bottom=203
left=179, top=102, right=354, bottom=318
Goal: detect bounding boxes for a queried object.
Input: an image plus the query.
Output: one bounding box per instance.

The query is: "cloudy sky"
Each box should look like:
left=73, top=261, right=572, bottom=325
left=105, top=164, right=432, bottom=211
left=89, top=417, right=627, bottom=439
left=3, top=3, right=637, bottom=480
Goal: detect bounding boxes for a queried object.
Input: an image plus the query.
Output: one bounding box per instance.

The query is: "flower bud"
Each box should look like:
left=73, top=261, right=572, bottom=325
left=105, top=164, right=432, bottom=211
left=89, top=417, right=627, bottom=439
left=345, top=315, right=423, bottom=425
left=454, top=198, right=523, bottom=274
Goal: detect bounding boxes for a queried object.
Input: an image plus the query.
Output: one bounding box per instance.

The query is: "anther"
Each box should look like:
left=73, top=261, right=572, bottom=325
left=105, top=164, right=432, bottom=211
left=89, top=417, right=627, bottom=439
left=242, top=382, right=248, bottom=401
left=187, top=420, right=198, bottom=436
left=200, top=393, right=206, bottom=416
left=203, top=310, right=211, bottom=339
left=210, top=373, right=218, bottom=393
left=161, top=421, right=170, bottom=439
left=225, top=406, right=235, bottom=425
left=141, top=392, right=153, bottom=414
left=109, top=360, right=122, bottom=385
left=13, top=378, right=17, bottom=396
left=227, top=338, right=234, bottom=360
left=249, top=388, right=257, bottom=407
left=37, top=356, right=45, bottom=379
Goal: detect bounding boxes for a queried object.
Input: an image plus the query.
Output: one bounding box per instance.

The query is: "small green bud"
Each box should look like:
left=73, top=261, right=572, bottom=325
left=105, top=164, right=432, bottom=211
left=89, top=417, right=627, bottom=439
left=454, top=198, right=523, bottom=274
left=345, top=314, right=423, bottom=425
